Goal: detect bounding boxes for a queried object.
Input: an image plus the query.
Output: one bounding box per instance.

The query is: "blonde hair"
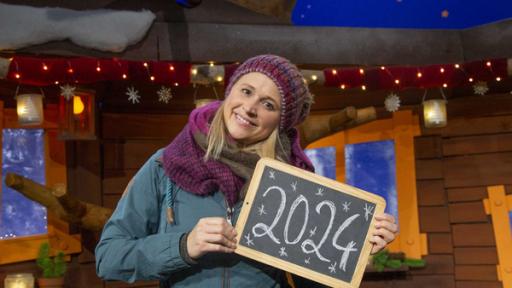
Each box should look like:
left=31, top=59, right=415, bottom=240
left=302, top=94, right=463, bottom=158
left=205, top=103, right=281, bottom=161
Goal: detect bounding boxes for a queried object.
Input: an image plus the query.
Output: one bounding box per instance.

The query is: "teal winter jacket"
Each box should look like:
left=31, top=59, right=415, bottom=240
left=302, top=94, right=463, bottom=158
left=95, top=149, right=299, bottom=287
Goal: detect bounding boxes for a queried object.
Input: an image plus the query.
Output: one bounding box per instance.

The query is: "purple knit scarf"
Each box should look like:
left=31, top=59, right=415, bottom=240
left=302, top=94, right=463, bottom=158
left=162, top=101, right=314, bottom=207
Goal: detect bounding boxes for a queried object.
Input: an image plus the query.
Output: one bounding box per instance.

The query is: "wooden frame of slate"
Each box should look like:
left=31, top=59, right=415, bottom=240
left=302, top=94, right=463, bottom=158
left=235, top=158, right=386, bottom=288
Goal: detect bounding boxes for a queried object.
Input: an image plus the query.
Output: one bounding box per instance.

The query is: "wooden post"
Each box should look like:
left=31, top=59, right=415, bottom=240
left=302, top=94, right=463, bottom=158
left=483, top=186, right=512, bottom=288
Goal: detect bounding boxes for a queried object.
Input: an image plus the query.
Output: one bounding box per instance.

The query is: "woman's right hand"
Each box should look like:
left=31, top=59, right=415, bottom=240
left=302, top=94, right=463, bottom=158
left=187, top=217, right=238, bottom=259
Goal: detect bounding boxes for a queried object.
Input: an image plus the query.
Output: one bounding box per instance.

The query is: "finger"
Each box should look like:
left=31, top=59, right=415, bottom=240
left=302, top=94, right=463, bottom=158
left=375, top=220, right=398, bottom=234
left=370, top=235, right=387, bottom=254
left=374, top=213, right=395, bottom=223
left=203, top=233, right=237, bottom=248
left=202, top=217, right=232, bottom=227
left=201, top=223, right=237, bottom=239
left=202, top=243, right=236, bottom=254
left=373, top=228, right=396, bottom=243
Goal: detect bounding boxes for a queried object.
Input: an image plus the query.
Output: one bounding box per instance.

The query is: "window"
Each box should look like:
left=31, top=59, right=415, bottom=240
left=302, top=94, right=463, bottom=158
left=304, top=146, right=336, bottom=180
left=1, top=129, right=47, bottom=239
left=306, top=110, right=426, bottom=258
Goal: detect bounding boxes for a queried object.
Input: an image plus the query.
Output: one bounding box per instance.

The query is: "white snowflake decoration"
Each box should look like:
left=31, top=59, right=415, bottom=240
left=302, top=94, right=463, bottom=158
left=157, top=86, right=173, bottom=103
left=126, top=86, right=141, bottom=104
left=60, top=84, right=76, bottom=101
left=384, top=93, right=401, bottom=112
left=473, top=81, right=489, bottom=95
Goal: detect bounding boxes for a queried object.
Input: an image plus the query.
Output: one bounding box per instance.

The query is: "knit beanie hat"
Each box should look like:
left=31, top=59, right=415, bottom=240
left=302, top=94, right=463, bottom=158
left=225, top=55, right=313, bottom=132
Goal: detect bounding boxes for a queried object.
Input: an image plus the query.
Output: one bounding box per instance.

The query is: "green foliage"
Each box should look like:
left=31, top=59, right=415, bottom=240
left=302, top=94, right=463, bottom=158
left=372, top=250, right=426, bottom=272
left=36, top=242, right=67, bottom=278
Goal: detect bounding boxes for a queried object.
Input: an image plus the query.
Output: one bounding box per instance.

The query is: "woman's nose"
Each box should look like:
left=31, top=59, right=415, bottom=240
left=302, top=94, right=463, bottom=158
left=242, top=105, right=257, bottom=117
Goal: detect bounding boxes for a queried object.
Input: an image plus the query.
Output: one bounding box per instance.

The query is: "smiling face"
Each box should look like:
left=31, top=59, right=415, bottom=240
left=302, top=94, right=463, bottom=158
left=223, top=72, right=281, bottom=145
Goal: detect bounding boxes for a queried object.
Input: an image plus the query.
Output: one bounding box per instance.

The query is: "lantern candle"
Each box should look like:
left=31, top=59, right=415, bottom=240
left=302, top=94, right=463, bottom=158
left=4, top=273, right=34, bottom=288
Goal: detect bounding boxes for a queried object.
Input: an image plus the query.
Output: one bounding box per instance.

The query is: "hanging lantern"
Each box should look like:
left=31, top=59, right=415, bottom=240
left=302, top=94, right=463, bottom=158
left=422, top=89, right=447, bottom=128
left=59, top=89, right=96, bottom=140
left=16, top=93, right=44, bottom=125
left=4, top=273, right=34, bottom=288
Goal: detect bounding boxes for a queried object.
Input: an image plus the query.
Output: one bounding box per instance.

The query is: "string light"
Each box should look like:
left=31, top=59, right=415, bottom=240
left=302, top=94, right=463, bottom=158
left=361, top=85, right=366, bottom=91
left=216, top=76, right=223, bottom=82
left=191, top=68, right=198, bottom=76
left=150, top=76, right=155, bottom=81
left=311, top=75, right=318, bottom=81
left=68, top=68, right=74, bottom=73
left=359, top=68, right=364, bottom=75
left=332, top=69, right=337, bottom=75
left=122, top=74, right=127, bottom=79
left=143, top=62, right=148, bottom=68
left=174, top=82, right=179, bottom=87
left=454, top=64, right=460, bottom=69
left=15, top=73, right=20, bottom=79
left=209, top=62, right=215, bottom=67
left=496, top=77, right=502, bottom=82
left=486, top=61, right=492, bottom=67
left=469, top=77, right=474, bottom=82
left=443, top=83, right=448, bottom=88
left=394, top=79, right=400, bottom=85
left=42, top=64, right=48, bottom=71
left=340, top=84, right=346, bottom=90
left=380, top=66, right=385, bottom=70
left=169, top=65, right=175, bottom=71
left=54, top=81, right=59, bottom=85
left=440, top=67, right=445, bottom=73
left=417, top=72, right=422, bottom=78
left=96, top=66, right=101, bottom=72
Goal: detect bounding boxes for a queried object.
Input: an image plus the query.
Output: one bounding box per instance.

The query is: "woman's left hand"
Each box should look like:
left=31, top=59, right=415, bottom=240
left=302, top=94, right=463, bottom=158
left=370, top=213, right=398, bottom=254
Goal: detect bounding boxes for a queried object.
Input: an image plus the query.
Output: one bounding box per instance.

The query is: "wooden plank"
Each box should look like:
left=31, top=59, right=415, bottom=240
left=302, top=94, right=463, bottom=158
left=417, top=180, right=446, bottom=206
left=448, top=202, right=488, bottom=223
left=103, top=140, right=167, bottom=170
left=428, top=233, right=453, bottom=254
left=455, top=265, right=498, bottom=281
left=419, top=207, right=451, bottom=232
left=447, top=187, right=488, bottom=202
left=103, top=170, right=136, bottom=195
left=422, top=115, right=512, bottom=137
left=416, top=159, right=443, bottom=180
left=445, top=94, right=512, bottom=119
left=452, top=223, right=495, bottom=246
left=410, top=255, right=454, bottom=275
left=415, top=136, right=442, bottom=159
left=66, top=260, right=104, bottom=288
left=443, top=152, right=512, bottom=188
left=443, top=133, right=512, bottom=156
left=361, top=275, right=455, bottom=288
left=455, top=281, right=502, bottom=288
left=103, top=194, right=122, bottom=210
left=102, top=113, right=188, bottom=140
left=454, top=247, right=498, bottom=265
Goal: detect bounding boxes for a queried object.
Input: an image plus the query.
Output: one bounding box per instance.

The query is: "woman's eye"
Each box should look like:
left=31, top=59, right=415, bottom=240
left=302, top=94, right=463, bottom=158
left=241, top=88, right=251, bottom=95
left=262, top=101, right=275, bottom=111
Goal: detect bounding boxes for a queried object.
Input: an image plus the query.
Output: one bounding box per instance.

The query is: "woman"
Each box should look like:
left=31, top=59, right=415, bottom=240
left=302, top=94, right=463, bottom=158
left=95, top=55, right=397, bottom=287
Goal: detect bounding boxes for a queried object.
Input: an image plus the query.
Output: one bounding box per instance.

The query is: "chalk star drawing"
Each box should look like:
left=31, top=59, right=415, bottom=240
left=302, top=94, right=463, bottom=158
left=244, top=233, right=254, bottom=246
left=291, top=181, right=297, bottom=191
left=315, top=187, right=324, bottom=196
left=309, top=226, right=317, bottom=237
left=304, top=257, right=311, bottom=264
left=269, top=170, right=275, bottom=179
left=342, top=201, right=351, bottom=212
left=278, top=247, right=288, bottom=257
left=364, top=203, right=374, bottom=221
left=257, top=204, right=267, bottom=216
left=329, top=262, right=337, bottom=274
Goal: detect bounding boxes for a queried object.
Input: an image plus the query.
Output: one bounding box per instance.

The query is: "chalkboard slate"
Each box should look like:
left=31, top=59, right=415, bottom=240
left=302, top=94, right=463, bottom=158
left=235, top=158, right=386, bottom=288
